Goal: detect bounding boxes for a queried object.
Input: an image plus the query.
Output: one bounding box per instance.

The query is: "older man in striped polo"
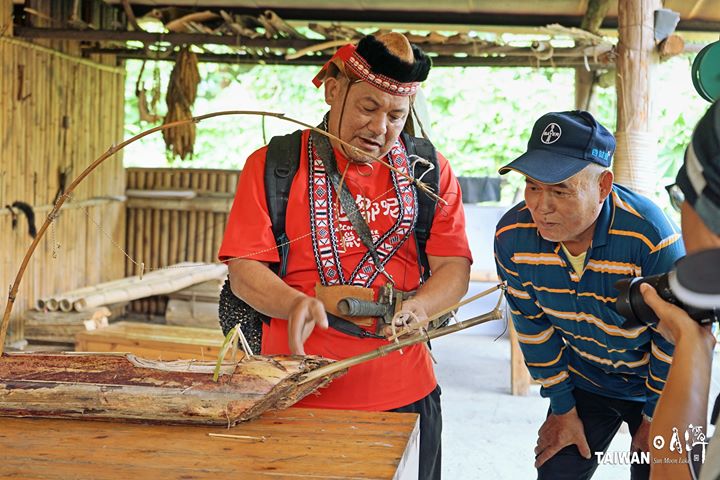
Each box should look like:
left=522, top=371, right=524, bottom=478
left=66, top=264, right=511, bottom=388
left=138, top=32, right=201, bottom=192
left=494, top=110, right=685, bottom=480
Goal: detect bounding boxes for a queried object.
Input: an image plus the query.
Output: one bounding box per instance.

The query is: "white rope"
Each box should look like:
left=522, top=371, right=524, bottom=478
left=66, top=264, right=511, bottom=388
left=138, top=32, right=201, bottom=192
left=613, top=130, right=659, bottom=198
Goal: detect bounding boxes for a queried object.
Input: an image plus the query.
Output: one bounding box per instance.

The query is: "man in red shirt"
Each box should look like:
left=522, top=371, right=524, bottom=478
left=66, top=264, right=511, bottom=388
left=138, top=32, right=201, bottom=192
left=219, top=32, right=472, bottom=480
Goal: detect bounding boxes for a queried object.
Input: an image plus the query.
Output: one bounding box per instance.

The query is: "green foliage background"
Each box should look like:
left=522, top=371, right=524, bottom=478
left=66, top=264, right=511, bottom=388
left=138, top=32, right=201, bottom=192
left=124, top=55, right=709, bottom=207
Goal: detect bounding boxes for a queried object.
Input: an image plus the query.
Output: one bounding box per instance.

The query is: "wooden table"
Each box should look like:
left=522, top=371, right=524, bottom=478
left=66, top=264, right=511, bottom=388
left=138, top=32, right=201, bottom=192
left=0, top=408, right=419, bottom=480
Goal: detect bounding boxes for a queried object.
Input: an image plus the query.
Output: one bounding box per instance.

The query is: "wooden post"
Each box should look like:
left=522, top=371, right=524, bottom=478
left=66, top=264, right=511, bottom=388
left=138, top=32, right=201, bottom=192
left=509, top=321, right=532, bottom=396
left=614, top=0, right=662, bottom=196
left=575, top=0, right=611, bottom=111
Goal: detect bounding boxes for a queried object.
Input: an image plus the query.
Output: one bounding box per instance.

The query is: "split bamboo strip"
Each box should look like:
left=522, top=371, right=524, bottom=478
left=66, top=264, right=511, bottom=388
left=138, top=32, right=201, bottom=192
left=150, top=172, right=162, bottom=313
left=169, top=209, right=180, bottom=265
left=159, top=206, right=170, bottom=270
left=203, top=173, right=215, bottom=262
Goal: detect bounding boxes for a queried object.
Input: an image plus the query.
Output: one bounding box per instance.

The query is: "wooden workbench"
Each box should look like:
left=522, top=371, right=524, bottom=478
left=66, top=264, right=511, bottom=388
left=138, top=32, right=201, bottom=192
left=0, top=408, right=419, bottom=480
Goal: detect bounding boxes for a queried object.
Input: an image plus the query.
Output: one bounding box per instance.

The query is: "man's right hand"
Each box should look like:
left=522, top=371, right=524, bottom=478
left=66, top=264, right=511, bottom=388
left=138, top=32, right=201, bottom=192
left=287, top=295, right=329, bottom=355
left=534, top=407, right=592, bottom=468
left=640, top=283, right=715, bottom=347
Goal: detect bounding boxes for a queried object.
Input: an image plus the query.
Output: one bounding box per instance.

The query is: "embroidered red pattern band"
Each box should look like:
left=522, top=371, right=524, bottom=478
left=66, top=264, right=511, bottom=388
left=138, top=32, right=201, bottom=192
left=312, top=44, right=421, bottom=96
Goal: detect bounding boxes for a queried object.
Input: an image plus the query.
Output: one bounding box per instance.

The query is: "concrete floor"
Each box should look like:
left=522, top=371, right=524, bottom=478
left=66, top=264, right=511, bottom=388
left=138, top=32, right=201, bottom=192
left=433, top=282, right=720, bottom=480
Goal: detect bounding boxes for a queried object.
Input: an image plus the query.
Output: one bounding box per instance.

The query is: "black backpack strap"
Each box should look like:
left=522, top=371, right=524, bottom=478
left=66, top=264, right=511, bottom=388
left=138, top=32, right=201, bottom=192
left=402, top=132, right=439, bottom=283
left=264, top=129, right=303, bottom=277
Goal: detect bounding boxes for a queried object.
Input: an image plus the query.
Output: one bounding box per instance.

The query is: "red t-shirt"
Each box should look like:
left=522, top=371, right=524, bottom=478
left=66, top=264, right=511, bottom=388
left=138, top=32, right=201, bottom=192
left=219, top=130, right=472, bottom=411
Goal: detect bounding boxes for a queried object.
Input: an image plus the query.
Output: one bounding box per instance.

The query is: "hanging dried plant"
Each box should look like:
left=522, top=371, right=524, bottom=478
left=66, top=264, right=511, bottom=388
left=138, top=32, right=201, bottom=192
left=162, top=46, right=200, bottom=160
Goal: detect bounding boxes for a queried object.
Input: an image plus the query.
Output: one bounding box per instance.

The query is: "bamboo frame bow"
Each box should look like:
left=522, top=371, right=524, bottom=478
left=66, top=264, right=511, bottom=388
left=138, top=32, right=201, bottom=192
left=0, top=110, right=445, bottom=354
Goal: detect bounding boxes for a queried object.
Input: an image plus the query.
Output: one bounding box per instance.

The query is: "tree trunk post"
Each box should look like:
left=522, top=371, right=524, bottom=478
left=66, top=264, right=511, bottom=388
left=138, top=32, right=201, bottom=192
left=614, top=0, right=662, bottom=196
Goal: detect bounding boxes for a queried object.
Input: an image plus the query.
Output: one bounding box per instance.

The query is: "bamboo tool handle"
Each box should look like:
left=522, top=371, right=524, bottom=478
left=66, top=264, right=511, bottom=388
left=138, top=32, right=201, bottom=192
left=298, top=301, right=505, bottom=386
left=0, top=110, right=443, bottom=354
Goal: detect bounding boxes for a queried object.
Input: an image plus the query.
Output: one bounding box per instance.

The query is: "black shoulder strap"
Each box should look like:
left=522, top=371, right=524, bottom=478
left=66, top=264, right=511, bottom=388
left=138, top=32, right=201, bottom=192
left=401, top=132, right=439, bottom=282
left=264, top=129, right=303, bottom=277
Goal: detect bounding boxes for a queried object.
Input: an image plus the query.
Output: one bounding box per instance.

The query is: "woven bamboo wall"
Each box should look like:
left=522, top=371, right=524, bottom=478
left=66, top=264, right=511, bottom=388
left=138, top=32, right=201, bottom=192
left=0, top=0, right=11, bottom=37
left=125, top=168, right=239, bottom=315
left=0, top=34, right=126, bottom=344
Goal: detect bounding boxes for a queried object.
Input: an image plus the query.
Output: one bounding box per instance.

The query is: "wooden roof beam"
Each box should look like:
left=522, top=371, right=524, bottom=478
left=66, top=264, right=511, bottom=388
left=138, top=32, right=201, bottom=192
left=81, top=47, right=612, bottom=69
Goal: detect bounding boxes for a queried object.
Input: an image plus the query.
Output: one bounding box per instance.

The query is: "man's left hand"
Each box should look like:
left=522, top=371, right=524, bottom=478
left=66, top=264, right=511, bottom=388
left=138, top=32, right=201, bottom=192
left=383, top=298, right=429, bottom=338
left=631, top=417, right=651, bottom=453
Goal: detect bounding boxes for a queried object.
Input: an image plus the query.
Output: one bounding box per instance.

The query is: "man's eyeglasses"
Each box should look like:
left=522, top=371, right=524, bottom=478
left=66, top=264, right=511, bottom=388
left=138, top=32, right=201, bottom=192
left=665, top=184, right=685, bottom=212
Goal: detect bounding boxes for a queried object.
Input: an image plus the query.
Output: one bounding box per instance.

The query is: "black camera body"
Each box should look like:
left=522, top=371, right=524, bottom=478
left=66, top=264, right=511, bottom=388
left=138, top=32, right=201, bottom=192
left=615, top=249, right=720, bottom=326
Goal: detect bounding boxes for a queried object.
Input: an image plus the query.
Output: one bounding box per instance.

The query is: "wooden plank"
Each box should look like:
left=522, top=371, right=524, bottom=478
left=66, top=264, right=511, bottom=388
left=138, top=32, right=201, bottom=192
left=76, top=321, right=225, bottom=348
left=24, top=304, right=124, bottom=343
left=75, top=341, right=220, bottom=361
left=0, top=408, right=419, bottom=479
left=75, top=321, right=225, bottom=360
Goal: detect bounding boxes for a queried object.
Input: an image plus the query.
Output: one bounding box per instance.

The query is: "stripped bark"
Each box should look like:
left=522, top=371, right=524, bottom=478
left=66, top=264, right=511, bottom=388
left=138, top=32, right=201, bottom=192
left=0, top=353, right=342, bottom=425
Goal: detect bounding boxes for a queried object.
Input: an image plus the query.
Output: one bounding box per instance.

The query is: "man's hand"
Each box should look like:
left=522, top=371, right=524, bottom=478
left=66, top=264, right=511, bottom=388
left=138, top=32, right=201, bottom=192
left=534, top=407, right=591, bottom=468
left=640, top=284, right=714, bottom=346
left=631, top=417, right=651, bottom=453
left=383, top=298, right=429, bottom=338
left=287, top=295, right=328, bottom=355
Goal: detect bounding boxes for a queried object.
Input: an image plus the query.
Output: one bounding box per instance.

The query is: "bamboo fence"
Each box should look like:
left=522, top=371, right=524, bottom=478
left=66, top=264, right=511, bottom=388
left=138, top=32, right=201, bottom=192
left=124, top=168, right=240, bottom=316
left=0, top=31, right=125, bottom=343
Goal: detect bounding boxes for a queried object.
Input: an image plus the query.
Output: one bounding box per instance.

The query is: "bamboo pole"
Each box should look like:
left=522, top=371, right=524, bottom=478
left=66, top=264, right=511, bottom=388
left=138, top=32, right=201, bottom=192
left=299, top=305, right=504, bottom=385
left=74, top=264, right=226, bottom=311
left=41, top=262, right=206, bottom=311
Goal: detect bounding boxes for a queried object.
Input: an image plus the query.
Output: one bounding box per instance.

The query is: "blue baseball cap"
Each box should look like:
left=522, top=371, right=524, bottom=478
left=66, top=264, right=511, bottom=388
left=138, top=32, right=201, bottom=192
left=499, top=110, right=616, bottom=184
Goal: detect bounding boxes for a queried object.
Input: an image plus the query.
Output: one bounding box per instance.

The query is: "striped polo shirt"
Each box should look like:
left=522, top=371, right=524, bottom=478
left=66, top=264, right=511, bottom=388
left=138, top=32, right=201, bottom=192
left=494, top=184, right=685, bottom=416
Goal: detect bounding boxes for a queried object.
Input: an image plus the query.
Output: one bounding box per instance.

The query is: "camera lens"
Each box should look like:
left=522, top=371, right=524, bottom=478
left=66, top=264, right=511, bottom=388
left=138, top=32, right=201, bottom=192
left=615, top=268, right=719, bottom=326
left=615, top=273, right=672, bottom=326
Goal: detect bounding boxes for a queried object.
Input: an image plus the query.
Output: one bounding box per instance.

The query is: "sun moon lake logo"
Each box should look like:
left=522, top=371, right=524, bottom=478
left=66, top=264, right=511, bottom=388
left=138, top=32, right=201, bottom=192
left=541, top=123, right=562, bottom=144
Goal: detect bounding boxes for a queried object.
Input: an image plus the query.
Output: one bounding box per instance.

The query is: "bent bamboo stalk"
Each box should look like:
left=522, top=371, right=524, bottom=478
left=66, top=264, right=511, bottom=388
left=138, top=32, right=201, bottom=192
left=2, top=110, right=442, bottom=354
